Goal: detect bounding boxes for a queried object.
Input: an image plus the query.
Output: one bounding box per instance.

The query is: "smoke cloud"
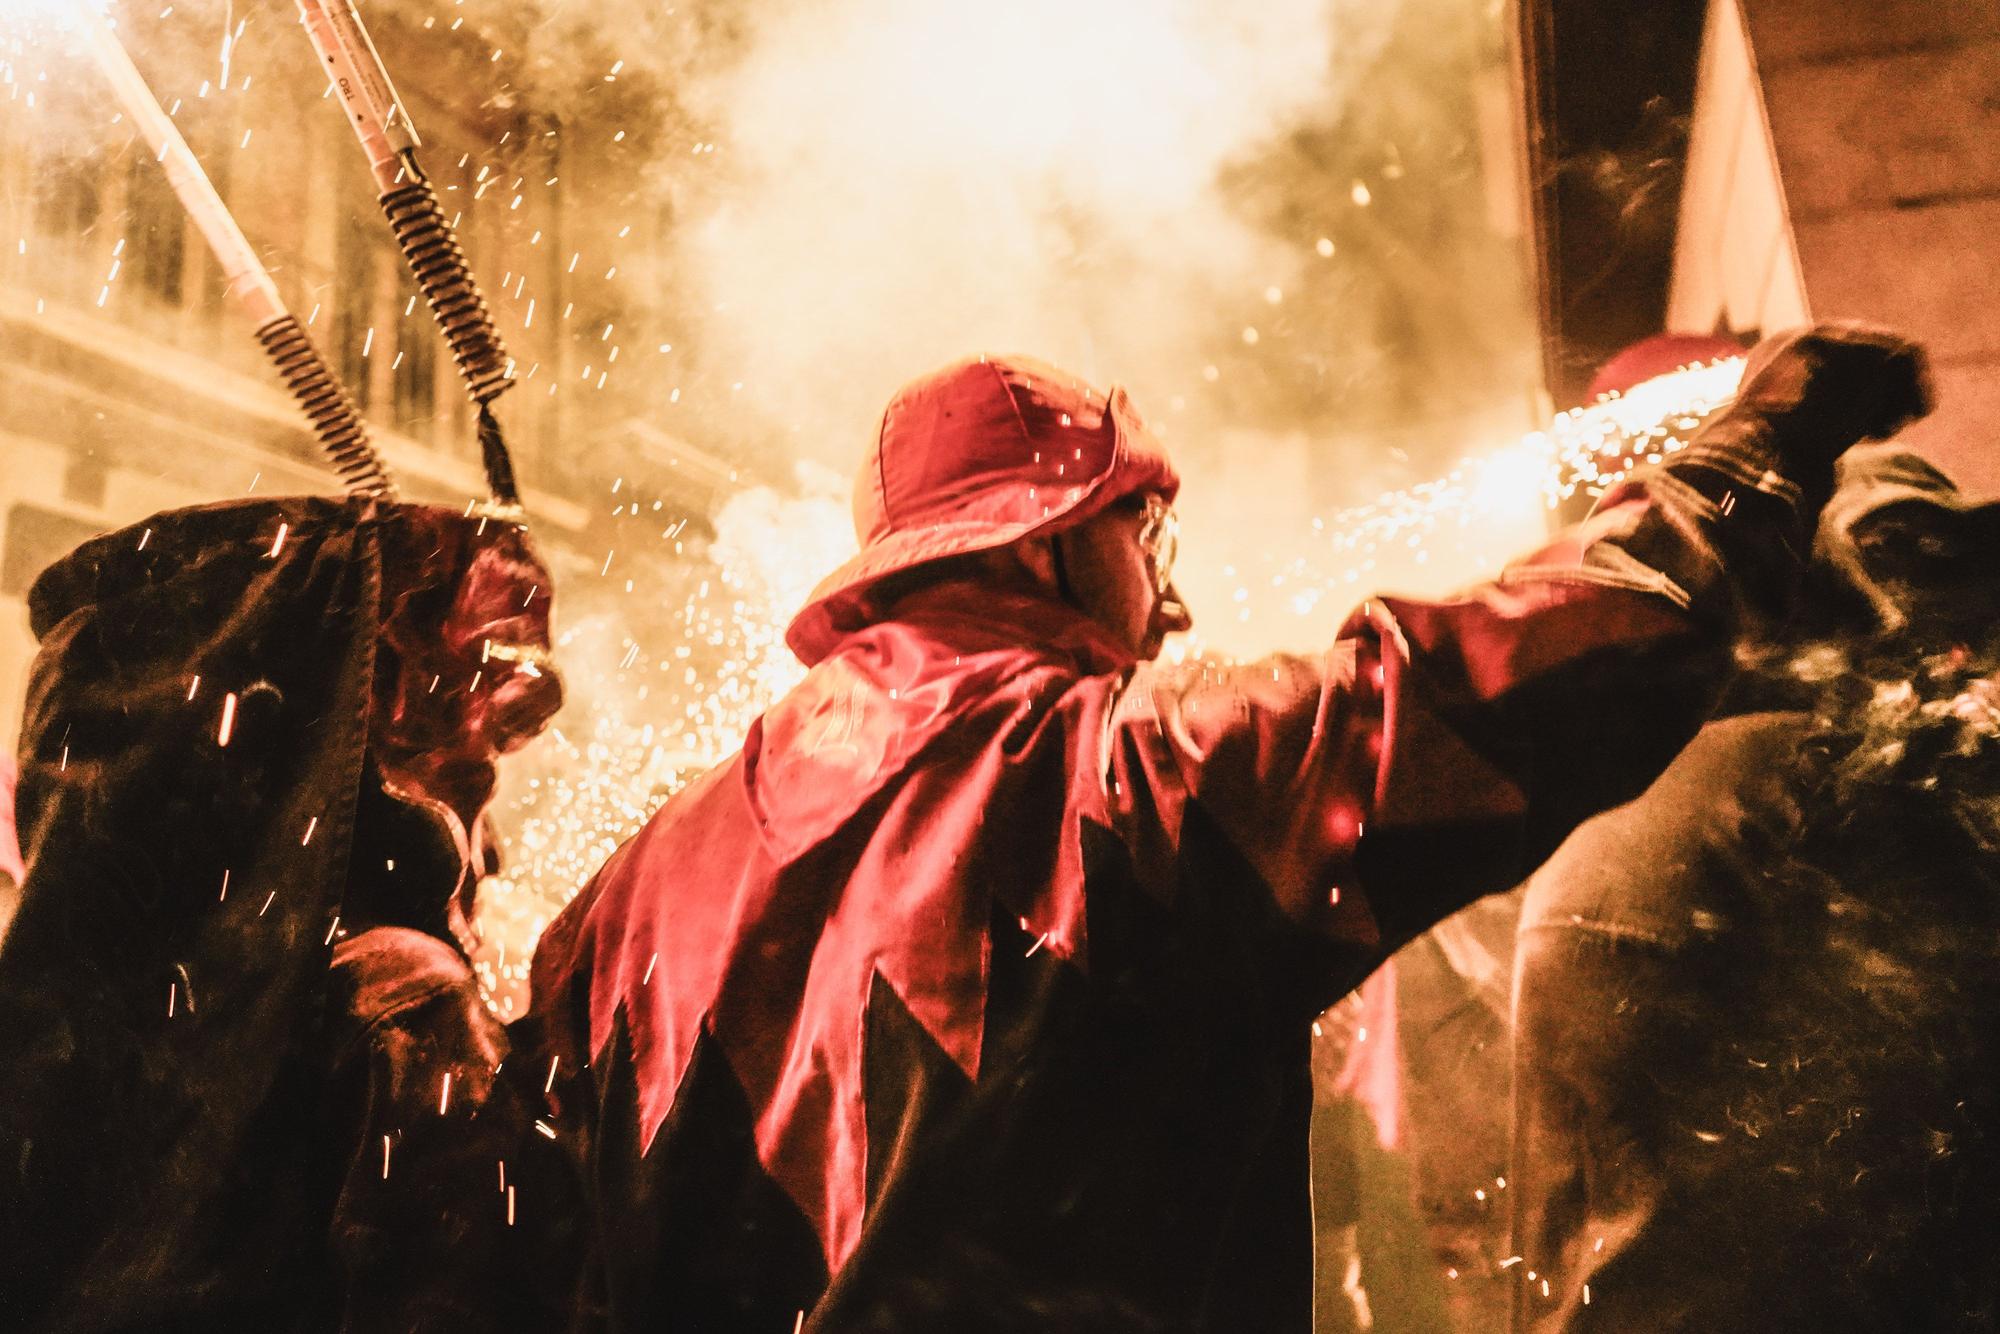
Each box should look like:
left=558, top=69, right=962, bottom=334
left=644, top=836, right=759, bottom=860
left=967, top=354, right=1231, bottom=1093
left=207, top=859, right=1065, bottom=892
left=573, top=0, right=1542, bottom=658
left=672, top=0, right=1341, bottom=459
left=5, top=0, right=1537, bottom=660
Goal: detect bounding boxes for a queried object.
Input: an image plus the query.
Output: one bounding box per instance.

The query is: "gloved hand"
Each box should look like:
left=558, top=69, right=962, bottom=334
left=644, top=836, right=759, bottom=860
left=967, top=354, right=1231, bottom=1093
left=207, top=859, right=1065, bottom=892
left=1707, top=323, right=1934, bottom=506
left=1741, top=322, right=1931, bottom=443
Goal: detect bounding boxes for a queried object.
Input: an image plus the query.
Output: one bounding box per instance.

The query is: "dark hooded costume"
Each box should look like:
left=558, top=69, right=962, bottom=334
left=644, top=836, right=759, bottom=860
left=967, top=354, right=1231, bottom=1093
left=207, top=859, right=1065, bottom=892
left=1508, top=444, right=2000, bottom=1332
left=527, top=333, right=1929, bottom=1333
left=0, top=495, right=562, bottom=1332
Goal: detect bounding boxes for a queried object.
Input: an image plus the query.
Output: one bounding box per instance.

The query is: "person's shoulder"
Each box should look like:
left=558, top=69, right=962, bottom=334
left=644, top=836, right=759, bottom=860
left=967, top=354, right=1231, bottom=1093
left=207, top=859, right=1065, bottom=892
left=326, top=928, right=519, bottom=1139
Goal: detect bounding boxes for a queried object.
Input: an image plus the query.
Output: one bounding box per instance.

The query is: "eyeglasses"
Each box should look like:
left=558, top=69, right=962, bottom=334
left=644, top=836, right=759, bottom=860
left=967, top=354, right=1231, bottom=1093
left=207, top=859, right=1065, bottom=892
left=1136, top=493, right=1179, bottom=596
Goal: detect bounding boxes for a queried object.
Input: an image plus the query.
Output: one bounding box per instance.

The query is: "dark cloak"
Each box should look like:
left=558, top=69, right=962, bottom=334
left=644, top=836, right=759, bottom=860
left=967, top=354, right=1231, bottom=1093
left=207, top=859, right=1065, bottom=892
left=0, top=495, right=561, bottom=1332
left=1509, top=446, right=2000, bottom=1331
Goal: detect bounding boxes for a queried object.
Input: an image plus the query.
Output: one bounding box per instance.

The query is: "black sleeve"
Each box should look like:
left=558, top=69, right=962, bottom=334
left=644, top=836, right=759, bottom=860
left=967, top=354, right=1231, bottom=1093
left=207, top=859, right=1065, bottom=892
left=326, top=927, right=555, bottom=1332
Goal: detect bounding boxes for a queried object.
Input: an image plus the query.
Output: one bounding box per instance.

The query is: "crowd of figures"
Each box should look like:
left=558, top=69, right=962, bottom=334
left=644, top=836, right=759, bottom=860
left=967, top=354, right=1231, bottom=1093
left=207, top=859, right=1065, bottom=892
left=0, top=323, right=1991, bottom=1333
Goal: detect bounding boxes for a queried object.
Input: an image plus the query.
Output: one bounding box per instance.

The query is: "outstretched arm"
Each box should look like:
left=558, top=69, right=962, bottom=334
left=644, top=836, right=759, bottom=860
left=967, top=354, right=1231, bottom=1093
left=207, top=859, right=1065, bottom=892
left=1102, top=325, right=1930, bottom=1011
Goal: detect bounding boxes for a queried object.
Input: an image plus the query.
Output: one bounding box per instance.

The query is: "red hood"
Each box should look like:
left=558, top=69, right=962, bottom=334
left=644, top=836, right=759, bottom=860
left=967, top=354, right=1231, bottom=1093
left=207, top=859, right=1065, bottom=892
left=786, top=355, right=1179, bottom=666
left=751, top=585, right=1132, bottom=863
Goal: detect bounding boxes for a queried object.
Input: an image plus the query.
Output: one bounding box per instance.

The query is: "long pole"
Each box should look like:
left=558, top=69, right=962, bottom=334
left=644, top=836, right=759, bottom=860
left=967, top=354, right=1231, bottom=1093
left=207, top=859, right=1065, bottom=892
left=78, top=9, right=395, bottom=500
left=295, top=0, right=520, bottom=507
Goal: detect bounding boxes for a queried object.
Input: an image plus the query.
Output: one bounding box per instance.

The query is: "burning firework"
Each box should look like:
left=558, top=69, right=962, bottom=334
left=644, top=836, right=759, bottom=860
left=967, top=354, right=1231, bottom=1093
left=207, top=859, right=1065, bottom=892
left=292, top=0, right=522, bottom=504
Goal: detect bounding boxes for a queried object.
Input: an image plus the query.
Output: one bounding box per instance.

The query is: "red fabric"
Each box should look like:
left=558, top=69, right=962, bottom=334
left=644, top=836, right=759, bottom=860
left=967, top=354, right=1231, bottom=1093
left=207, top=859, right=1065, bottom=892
left=569, top=590, right=1133, bottom=1263
left=786, top=355, right=1179, bottom=664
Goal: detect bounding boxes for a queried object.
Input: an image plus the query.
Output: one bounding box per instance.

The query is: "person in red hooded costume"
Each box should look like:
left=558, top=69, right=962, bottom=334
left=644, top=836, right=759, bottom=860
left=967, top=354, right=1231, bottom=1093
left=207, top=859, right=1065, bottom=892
left=527, top=329, right=1929, bottom=1333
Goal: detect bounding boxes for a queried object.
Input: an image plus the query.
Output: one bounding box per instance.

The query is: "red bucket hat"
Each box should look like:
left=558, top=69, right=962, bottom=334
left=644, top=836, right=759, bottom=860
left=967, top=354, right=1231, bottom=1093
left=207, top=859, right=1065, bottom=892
left=785, top=354, right=1180, bottom=665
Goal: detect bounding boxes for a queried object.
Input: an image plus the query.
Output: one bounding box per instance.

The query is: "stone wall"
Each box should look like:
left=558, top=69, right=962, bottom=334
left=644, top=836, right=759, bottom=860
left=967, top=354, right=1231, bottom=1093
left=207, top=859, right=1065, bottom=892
left=1672, top=0, right=2000, bottom=493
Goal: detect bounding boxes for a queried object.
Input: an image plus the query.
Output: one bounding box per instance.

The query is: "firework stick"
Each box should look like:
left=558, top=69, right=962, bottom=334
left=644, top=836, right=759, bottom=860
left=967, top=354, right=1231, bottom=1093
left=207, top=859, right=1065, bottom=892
left=295, top=0, right=416, bottom=181
left=294, top=0, right=520, bottom=506
left=79, top=9, right=394, bottom=499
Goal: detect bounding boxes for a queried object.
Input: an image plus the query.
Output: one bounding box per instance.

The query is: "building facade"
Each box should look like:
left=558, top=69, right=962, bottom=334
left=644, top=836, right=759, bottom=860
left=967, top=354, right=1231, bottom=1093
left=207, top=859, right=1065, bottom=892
left=0, top=4, right=743, bottom=748
left=1667, top=0, right=2000, bottom=492
left=1521, top=0, right=2000, bottom=493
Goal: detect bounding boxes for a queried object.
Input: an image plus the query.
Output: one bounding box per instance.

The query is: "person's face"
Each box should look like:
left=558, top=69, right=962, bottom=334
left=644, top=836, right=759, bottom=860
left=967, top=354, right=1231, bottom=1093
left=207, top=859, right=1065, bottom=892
left=1055, top=492, right=1192, bottom=660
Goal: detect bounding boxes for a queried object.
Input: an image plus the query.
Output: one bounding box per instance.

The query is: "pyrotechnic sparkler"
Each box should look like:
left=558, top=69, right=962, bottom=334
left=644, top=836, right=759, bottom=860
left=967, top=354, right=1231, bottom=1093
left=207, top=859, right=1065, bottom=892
left=68, top=6, right=395, bottom=499
left=1172, top=356, right=1748, bottom=648
left=293, top=0, right=521, bottom=507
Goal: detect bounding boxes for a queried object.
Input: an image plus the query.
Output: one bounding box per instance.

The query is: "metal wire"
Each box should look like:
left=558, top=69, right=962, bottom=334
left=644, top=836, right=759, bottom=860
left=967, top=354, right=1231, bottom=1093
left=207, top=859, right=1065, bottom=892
left=477, top=403, right=523, bottom=508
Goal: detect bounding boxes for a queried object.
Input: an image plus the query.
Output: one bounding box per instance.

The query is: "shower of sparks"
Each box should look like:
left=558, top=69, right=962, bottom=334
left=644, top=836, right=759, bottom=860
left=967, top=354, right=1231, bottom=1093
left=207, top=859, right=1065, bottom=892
left=1216, top=357, right=1743, bottom=650
left=472, top=479, right=853, bottom=1013
left=471, top=358, right=1745, bottom=1015
left=1539, top=357, right=1748, bottom=504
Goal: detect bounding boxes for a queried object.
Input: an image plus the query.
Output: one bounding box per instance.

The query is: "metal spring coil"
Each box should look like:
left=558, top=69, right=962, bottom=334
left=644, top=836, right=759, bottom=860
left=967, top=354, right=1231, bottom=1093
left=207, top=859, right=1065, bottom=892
left=380, top=176, right=513, bottom=405
left=255, top=315, right=397, bottom=499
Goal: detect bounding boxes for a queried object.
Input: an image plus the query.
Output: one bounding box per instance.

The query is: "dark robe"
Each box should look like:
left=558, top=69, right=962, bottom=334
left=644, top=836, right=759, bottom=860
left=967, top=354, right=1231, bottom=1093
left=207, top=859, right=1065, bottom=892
left=1510, top=447, right=2000, bottom=1332
left=0, top=496, right=560, bottom=1332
